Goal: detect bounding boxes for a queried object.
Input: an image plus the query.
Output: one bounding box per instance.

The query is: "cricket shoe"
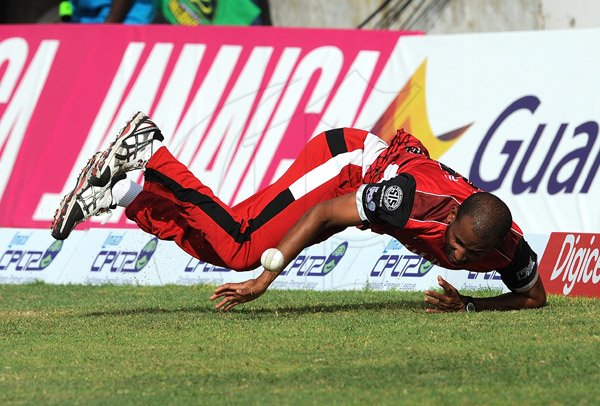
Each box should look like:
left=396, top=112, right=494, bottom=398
left=51, top=152, right=124, bottom=240
left=90, top=111, right=164, bottom=187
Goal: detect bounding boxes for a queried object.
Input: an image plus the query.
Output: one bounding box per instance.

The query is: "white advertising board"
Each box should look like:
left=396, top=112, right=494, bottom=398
left=0, top=228, right=548, bottom=294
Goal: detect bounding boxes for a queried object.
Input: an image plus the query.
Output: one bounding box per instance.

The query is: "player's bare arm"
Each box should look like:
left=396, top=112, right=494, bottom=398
left=424, top=274, right=547, bottom=313
left=210, top=193, right=363, bottom=311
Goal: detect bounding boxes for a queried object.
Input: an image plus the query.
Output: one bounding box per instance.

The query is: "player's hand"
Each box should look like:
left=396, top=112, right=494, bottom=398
left=423, top=275, right=467, bottom=313
left=210, top=278, right=268, bottom=311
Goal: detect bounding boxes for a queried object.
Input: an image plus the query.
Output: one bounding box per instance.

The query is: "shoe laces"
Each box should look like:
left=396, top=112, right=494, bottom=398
left=77, top=182, right=114, bottom=218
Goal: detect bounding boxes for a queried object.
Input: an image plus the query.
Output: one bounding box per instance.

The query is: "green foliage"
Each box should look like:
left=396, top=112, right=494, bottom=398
left=0, top=283, right=599, bottom=405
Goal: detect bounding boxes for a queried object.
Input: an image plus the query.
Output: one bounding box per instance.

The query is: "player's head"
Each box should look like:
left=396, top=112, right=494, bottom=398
left=444, top=192, right=512, bottom=266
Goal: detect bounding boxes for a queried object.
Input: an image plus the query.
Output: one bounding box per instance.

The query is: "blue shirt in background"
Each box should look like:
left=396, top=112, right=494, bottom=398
left=72, top=0, right=156, bottom=24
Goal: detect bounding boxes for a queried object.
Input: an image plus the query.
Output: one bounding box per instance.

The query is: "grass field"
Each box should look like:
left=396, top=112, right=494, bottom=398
left=1, top=283, right=599, bottom=405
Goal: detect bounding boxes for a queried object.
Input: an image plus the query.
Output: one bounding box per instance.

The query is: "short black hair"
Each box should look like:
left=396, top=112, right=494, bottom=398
left=456, top=192, right=512, bottom=245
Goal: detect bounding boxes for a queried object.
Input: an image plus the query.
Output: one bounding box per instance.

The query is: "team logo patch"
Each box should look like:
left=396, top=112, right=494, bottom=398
left=365, top=186, right=379, bottom=203
left=383, top=185, right=403, bottom=211
left=516, top=257, right=535, bottom=281
left=365, top=186, right=379, bottom=212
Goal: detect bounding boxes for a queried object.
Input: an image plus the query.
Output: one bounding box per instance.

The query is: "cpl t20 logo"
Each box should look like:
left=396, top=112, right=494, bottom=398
left=0, top=233, right=63, bottom=272
left=467, top=270, right=501, bottom=281
left=370, top=239, right=433, bottom=278
left=91, top=235, right=158, bottom=273
left=184, top=259, right=232, bottom=273
left=281, top=242, right=348, bottom=276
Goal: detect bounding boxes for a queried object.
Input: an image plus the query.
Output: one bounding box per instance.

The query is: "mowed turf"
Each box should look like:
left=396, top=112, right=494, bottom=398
left=0, top=283, right=599, bottom=405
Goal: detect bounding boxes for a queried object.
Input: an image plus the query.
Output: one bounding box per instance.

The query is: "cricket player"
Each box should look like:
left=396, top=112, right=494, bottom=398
left=52, top=112, right=546, bottom=312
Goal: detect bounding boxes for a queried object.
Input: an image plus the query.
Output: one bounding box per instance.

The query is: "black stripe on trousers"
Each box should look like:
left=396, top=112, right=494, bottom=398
left=325, top=128, right=348, bottom=157
left=144, top=169, right=295, bottom=244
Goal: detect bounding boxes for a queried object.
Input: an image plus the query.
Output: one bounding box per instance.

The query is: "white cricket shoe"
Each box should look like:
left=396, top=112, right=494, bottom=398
left=90, top=111, right=163, bottom=187
left=51, top=153, right=124, bottom=240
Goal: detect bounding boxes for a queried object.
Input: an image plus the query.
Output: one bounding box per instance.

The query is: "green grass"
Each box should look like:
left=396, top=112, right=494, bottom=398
left=1, top=283, right=599, bottom=405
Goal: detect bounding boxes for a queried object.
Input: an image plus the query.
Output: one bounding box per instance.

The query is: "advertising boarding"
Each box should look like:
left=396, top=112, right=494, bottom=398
left=1, top=25, right=598, bottom=292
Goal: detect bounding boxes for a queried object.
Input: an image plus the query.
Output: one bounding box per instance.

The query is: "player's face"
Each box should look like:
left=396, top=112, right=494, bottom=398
left=444, top=210, right=493, bottom=266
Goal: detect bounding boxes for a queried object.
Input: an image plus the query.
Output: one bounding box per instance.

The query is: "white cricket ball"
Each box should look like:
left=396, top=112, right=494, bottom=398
left=261, top=248, right=285, bottom=272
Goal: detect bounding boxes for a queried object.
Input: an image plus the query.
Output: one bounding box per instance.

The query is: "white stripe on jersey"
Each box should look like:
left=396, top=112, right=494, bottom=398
left=289, top=132, right=387, bottom=200
left=361, top=132, right=388, bottom=177
left=288, top=149, right=363, bottom=200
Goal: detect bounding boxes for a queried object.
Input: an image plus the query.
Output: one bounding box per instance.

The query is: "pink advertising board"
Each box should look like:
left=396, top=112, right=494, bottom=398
left=3, top=25, right=600, bottom=291
left=0, top=24, right=420, bottom=229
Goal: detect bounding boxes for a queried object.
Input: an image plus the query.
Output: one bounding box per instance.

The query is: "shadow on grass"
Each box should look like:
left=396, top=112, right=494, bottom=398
left=81, top=298, right=426, bottom=318
left=255, top=298, right=426, bottom=314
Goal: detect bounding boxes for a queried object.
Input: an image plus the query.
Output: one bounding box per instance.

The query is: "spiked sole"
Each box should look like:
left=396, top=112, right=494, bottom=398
left=51, top=153, right=100, bottom=240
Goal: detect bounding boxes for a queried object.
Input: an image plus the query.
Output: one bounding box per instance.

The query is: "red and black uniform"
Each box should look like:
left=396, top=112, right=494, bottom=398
left=356, top=131, right=538, bottom=292
left=126, top=128, right=538, bottom=292
left=126, top=128, right=380, bottom=271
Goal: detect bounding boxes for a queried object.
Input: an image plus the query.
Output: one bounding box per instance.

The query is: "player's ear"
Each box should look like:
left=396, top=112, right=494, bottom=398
left=446, top=205, right=459, bottom=224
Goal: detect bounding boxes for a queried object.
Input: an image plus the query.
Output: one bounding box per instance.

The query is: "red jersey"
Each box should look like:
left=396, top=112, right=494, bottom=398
left=356, top=130, right=538, bottom=292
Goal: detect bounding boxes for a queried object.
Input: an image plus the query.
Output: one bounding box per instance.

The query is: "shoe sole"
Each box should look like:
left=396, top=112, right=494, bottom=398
left=90, top=111, right=147, bottom=187
left=51, top=153, right=99, bottom=240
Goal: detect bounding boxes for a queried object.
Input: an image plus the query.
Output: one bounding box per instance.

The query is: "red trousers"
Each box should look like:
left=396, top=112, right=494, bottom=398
left=126, top=128, right=375, bottom=271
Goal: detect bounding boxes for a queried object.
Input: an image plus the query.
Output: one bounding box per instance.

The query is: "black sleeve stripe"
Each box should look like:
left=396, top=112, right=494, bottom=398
left=361, top=173, right=416, bottom=228
left=498, top=238, right=539, bottom=292
left=325, top=128, right=348, bottom=157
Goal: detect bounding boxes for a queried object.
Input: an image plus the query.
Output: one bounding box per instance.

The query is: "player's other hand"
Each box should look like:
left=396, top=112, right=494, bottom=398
left=423, top=275, right=467, bottom=313
left=210, top=278, right=268, bottom=311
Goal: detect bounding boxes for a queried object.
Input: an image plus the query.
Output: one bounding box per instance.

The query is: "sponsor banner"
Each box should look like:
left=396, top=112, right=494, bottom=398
left=167, top=228, right=451, bottom=293
left=539, top=232, right=600, bottom=297
left=64, top=229, right=168, bottom=285
left=396, top=30, right=600, bottom=235
left=52, top=228, right=255, bottom=285
left=3, top=25, right=599, bottom=235
left=1, top=227, right=548, bottom=295
left=0, top=24, right=417, bottom=229
left=0, top=228, right=85, bottom=284
left=0, top=23, right=579, bottom=294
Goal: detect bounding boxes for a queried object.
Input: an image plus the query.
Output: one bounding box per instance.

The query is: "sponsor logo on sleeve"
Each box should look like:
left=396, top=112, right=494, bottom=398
left=516, top=257, right=535, bottom=281
left=366, top=186, right=379, bottom=202
left=539, top=232, right=600, bottom=297
left=383, top=185, right=403, bottom=211
left=365, top=186, right=379, bottom=212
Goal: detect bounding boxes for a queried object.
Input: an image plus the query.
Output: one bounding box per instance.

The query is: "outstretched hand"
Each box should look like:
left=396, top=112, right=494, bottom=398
left=210, top=278, right=268, bottom=311
left=423, top=275, right=467, bottom=313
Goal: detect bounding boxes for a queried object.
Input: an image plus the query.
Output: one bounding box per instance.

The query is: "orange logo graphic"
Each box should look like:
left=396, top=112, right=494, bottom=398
left=372, top=60, right=472, bottom=159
